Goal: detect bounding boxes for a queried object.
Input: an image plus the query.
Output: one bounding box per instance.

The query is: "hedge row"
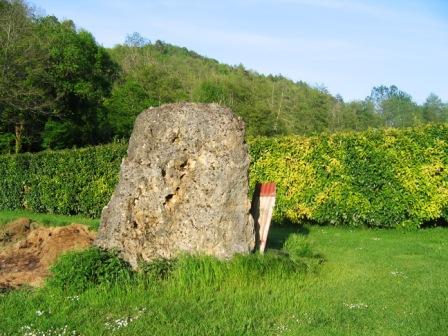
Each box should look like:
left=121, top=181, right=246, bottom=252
left=0, top=142, right=126, bottom=218
left=1, top=125, right=448, bottom=228
left=249, top=124, right=448, bottom=228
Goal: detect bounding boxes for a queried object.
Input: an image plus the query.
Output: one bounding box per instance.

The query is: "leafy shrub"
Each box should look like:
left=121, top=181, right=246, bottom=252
left=249, top=124, right=448, bottom=228
left=0, top=133, right=14, bottom=154
left=0, top=142, right=126, bottom=218
left=47, top=247, right=133, bottom=292
left=1, top=124, right=448, bottom=227
left=0, top=153, right=30, bottom=211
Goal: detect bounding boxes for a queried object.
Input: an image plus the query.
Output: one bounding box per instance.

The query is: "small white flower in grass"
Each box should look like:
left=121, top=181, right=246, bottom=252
left=20, top=324, right=78, bottom=336
left=66, top=295, right=80, bottom=302
left=104, top=307, right=147, bottom=331
left=372, top=237, right=380, bottom=241
left=105, top=317, right=133, bottom=331
left=344, top=303, right=368, bottom=309
left=298, top=312, right=314, bottom=324
left=274, top=323, right=289, bottom=334
left=391, top=270, right=407, bottom=278
left=36, top=310, right=44, bottom=316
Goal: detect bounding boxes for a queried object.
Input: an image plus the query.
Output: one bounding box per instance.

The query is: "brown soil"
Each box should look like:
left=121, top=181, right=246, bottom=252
left=0, top=218, right=95, bottom=289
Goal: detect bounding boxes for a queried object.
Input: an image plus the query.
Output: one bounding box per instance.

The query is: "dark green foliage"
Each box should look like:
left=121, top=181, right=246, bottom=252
left=47, top=247, right=133, bottom=292
left=138, top=258, right=176, bottom=281
left=103, top=80, right=157, bottom=139
left=0, top=132, right=14, bottom=153
left=0, top=153, right=30, bottom=210
left=1, top=1, right=447, bottom=154
left=2, top=124, right=448, bottom=228
left=106, top=43, right=338, bottom=138
left=0, top=2, right=118, bottom=153
left=41, top=120, right=80, bottom=150
left=106, top=44, right=448, bottom=141
left=36, top=17, right=119, bottom=150
left=0, top=142, right=126, bottom=217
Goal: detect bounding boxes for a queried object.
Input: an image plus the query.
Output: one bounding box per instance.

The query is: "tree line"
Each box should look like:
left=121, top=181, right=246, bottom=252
left=1, top=0, right=447, bottom=154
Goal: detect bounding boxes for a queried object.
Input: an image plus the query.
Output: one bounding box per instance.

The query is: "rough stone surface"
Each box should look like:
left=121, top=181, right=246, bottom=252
left=95, top=103, right=255, bottom=268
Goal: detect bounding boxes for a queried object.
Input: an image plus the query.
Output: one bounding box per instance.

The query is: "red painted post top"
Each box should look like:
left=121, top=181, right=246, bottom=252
left=259, top=182, right=276, bottom=197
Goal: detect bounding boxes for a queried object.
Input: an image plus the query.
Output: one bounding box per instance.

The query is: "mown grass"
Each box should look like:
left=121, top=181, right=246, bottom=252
left=0, top=210, right=99, bottom=230
left=1, top=212, right=447, bottom=335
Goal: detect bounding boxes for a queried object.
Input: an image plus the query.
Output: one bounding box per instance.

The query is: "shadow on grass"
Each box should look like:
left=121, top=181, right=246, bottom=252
left=421, top=217, right=448, bottom=229
left=267, top=218, right=310, bottom=250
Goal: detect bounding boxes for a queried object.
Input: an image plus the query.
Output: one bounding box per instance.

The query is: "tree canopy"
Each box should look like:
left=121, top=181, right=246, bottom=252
left=0, top=1, right=447, bottom=153
left=0, top=0, right=117, bottom=153
left=105, top=42, right=447, bottom=140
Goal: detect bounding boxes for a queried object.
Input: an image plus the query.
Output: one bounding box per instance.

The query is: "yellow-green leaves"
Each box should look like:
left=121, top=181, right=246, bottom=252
left=249, top=124, right=448, bottom=228
left=1, top=124, right=448, bottom=228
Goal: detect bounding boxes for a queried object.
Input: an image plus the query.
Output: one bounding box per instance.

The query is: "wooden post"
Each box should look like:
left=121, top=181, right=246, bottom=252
left=251, top=182, right=276, bottom=254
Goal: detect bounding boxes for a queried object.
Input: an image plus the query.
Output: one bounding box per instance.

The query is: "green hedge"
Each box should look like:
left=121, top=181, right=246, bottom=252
left=0, top=142, right=126, bottom=218
left=1, top=125, right=448, bottom=228
left=249, top=124, right=448, bottom=228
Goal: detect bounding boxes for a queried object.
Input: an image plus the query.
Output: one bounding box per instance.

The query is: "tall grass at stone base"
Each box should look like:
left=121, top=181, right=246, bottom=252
left=46, top=233, right=323, bottom=294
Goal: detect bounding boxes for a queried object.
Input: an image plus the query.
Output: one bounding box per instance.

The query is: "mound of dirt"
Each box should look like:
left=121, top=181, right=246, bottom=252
left=0, top=219, right=95, bottom=289
left=0, top=218, right=36, bottom=246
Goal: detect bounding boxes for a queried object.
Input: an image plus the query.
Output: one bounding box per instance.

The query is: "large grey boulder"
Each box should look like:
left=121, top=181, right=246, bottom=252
left=95, top=103, right=255, bottom=268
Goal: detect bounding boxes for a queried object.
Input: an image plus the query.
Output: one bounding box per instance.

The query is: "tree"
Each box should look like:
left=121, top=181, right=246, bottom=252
left=422, top=93, right=447, bottom=123
left=0, top=0, right=50, bottom=152
left=104, top=80, right=156, bottom=139
left=339, top=100, right=383, bottom=131
left=368, top=85, right=421, bottom=127
left=0, top=2, right=118, bottom=152
left=124, top=32, right=150, bottom=47
left=37, top=16, right=118, bottom=149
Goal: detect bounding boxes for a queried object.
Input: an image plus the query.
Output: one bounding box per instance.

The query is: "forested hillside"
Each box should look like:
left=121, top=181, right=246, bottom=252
left=107, top=38, right=448, bottom=139
left=1, top=1, right=448, bottom=154
left=106, top=37, right=339, bottom=138
left=0, top=0, right=118, bottom=153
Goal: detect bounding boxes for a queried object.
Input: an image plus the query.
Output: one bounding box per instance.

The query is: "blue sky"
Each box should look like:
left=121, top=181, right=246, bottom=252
left=33, top=0, right=448, bottom=103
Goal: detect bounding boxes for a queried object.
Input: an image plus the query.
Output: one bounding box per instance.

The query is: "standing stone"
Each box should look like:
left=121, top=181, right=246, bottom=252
left=95, top=103, right=255, bottom=268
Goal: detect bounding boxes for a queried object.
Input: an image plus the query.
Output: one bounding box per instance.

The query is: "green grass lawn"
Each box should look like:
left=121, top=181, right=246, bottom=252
left=0, top=210, right=99, bottom=230
left=1, top=211, right=447, bottom=335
